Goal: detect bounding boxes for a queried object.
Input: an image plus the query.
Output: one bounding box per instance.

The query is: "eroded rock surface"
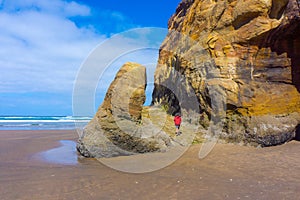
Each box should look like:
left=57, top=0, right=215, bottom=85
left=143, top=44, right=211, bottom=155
left=152, top=0, right=300, bottom=146
left=77, top=62, right=171, bottom=158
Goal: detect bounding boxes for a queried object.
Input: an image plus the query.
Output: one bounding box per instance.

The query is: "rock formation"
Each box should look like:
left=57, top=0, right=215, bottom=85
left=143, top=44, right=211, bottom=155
left=152, top=0, right=300, bottom=146
left=77, top=62, right=172, bottom=158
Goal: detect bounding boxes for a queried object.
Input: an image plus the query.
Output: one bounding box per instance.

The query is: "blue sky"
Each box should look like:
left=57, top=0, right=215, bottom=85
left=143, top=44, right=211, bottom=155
left=0, top=0, right=181, bottom=116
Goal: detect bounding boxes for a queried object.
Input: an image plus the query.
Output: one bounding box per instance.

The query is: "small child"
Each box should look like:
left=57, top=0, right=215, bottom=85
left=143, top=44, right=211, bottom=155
left=174, top=113, right=182, bottom=136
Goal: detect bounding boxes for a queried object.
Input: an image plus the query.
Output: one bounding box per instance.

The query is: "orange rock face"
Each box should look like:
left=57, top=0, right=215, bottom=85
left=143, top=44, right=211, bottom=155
left=152, top=0, right=300, bottom=146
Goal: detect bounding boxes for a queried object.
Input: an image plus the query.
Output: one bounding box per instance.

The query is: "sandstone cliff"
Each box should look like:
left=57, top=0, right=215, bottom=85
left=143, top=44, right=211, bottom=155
left=152, top=0, right=300, bottom=146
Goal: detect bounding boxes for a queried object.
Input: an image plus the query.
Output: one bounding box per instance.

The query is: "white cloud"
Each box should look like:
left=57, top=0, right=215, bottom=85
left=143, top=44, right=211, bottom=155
left=62, top=1, right=91, bottom=16
left=0, top=0, right=104, bottom=93
left=0, top=0, right=165, bottom=96
left=1, top=0, right=91, bottom=16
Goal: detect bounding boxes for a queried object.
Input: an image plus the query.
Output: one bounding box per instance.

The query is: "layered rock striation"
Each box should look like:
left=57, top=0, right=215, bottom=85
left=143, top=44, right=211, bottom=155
left=77, top=62, right=171, bottom=158
left=152, top=0, right=300, bottom=146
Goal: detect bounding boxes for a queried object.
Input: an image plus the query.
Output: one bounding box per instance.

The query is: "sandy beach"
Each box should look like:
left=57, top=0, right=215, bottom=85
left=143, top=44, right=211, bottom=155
left=0, top=130, right=300, bottom=200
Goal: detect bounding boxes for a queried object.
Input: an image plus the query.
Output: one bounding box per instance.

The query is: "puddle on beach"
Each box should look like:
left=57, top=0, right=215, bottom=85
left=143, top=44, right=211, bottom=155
left=39, top=140, right=79, bottom=165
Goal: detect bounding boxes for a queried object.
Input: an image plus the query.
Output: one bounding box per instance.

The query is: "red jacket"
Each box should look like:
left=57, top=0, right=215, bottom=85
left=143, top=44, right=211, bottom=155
left=174, top=116, right=181, bottom=125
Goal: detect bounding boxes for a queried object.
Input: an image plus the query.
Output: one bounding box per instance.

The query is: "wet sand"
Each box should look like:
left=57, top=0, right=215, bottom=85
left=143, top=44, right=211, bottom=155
left=0, top=130, right=300, bottom=200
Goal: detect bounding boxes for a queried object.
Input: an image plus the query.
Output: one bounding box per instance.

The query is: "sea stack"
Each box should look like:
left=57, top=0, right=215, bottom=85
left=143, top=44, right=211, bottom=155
left=152, top=0, right=300, bottom=146
left=77, top=62, right=171, bottom=158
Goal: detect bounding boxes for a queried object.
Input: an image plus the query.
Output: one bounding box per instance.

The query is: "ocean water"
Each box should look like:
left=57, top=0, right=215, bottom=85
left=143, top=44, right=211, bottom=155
left=0, top=116, right=92, bottom=130
left=39, top=140, right=78, bottom=165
